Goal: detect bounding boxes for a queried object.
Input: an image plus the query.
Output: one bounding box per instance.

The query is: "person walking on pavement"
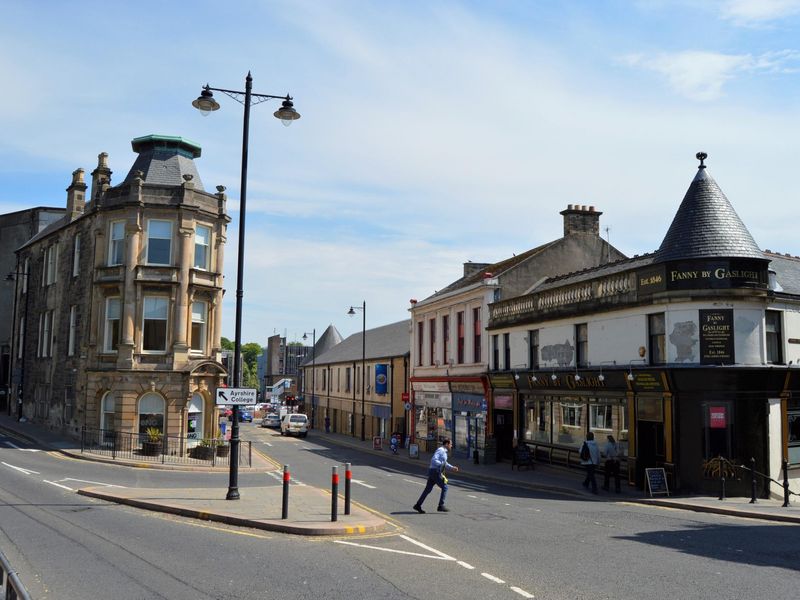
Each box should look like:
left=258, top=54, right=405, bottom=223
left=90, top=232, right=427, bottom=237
left=602, top=434, right=621, bottom=493
left=413, top=438, right=459, bottom=513
left=580, top=431, right=600, bottom=494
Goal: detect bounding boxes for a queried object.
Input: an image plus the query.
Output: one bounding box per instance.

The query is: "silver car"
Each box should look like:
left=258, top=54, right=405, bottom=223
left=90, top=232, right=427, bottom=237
left=261, top=414, right=281, bottom=428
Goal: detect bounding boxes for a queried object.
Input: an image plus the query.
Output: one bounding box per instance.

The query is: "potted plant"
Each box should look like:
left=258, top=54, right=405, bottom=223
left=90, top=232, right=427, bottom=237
left=141, top=427, right=163, bottom=456
left=214, top=438, right=230, bottom=458
left=190, top=438, right=214, bottom=460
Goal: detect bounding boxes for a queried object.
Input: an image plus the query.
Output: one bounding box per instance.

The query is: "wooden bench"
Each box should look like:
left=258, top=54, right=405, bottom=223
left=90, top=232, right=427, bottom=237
left=512, top=444, right=535, bottom=470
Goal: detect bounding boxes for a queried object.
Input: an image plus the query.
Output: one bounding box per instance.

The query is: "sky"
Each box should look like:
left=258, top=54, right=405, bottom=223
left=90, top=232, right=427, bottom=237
left=1, top=0, right=799, bottom=344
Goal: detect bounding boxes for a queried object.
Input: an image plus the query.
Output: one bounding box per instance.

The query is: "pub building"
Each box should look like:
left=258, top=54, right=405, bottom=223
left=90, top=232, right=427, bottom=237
left=487, top=153, right=800, bottom=495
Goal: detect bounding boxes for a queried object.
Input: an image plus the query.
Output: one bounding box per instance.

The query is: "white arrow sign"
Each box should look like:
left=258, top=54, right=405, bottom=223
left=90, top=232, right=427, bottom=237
left=215, top=387, right=258, bottom=405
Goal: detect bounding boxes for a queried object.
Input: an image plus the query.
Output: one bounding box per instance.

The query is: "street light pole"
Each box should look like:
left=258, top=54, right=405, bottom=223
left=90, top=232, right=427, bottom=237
left=192, top=72, right=300, bottom=501
left=302, top=329, right=316, bottom=428
left=347, top=302, right=366, bottom=441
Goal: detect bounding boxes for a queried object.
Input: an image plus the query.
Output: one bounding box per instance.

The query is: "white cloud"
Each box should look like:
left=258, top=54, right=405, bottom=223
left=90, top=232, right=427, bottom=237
left=720, top=0, right=800, bottom=23
left=623, top=50, right=800, bottom=100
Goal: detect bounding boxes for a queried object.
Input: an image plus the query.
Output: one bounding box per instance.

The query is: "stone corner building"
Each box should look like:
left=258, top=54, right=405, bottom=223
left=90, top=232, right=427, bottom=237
left=10, top=134, right=229, bottom=441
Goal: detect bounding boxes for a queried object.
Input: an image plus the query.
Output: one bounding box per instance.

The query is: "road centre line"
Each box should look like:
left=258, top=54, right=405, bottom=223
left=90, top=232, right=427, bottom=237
left=481, top=573, right=506, bottom=584
left=398, top=534, right=455, bottom=560
left=334, top=540, right=453, bottom=559
left=351, top=479, right=376, bottom=489
left=402, top=478, right=424, bottom=486
left=510, top=586, right=535, bottom=598
left=43, top=480, right=74, bottom=491
left=2, top=462, right=39, bottom=475
left=457, top=561, right=474, bottom=569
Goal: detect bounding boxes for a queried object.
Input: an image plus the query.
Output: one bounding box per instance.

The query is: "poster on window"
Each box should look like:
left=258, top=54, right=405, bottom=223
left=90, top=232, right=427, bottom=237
left=700, top=309, right=734, bottom=364
left=375, top=364, right=388, bottom=395
left=709, top=406, right=727, bottom=429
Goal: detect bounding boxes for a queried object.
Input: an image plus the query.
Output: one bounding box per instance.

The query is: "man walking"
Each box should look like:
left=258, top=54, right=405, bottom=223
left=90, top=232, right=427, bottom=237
left=413, top=438, right=459, bottom=513
left=580, top=431, right=600, bottom=494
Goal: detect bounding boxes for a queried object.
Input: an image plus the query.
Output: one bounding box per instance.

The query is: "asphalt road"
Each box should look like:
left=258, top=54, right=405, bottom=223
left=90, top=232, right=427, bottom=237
left=2, top=425, right=799, bottom=599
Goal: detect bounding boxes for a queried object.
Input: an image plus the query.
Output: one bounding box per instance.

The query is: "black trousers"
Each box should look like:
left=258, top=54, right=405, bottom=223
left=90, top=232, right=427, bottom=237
left=603, top=459, right=621, bottom=492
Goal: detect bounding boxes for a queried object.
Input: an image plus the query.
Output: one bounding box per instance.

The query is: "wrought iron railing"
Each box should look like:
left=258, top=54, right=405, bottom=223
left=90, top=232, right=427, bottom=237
left=80, top=427, right=251, bottom=467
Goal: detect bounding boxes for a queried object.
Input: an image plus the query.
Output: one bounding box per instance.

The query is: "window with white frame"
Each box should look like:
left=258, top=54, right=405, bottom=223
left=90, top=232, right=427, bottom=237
left=590, top=404, right=613, bottom=430
left=190, top=301, right=207, bottom=353
left=22, top=258, right=29, bottom=293
left=68, top=306, right=77, bottom=356
left=142, top=296, right=168, bottom=351
left=561, top=403, right=583, bottom=427
left=17, top=315, right=24, bottom=359
left=109, top=221, right=125, bottom=266
left=72, top=234, right=81, bottom=277
left=37, top=313, right=44, bottom=357
left=138, top=392, right=165, bottom=436
left=104, top=298, right=121, bottom=353
left=43, top=244, right=58, bottom=286
left=194, top=225, right=211, bottom=270
left=100, top=392, right=115, bottom=431
left=39, top=310, right=53, bottom=357
left=146, top=219, right=172, bottom=265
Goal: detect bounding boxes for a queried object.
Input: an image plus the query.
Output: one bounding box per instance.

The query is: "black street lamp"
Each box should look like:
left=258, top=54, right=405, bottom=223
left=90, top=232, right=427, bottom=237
left=6, top=267, right=29, bottom=421
left=302, top=329, right=316, bottom=429
left=347, top=302, right=366, bottom=441
left=192, top=72, right=300, bottom=500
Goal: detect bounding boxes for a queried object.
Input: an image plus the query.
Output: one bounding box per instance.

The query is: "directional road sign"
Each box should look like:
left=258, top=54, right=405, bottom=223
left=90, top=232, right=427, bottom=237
left=215, top=387, right=258, bottom=405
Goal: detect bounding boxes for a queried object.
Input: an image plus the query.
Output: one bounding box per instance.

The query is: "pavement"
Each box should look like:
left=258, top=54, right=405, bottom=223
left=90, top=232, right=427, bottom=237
left=1, top=411, right=800, bottom=535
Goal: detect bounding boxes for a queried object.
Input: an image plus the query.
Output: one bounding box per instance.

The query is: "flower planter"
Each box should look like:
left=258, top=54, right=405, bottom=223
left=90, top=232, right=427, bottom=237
left=141, top=440, right=161, bottom=456
left=216, top=444, right=230, bottom=458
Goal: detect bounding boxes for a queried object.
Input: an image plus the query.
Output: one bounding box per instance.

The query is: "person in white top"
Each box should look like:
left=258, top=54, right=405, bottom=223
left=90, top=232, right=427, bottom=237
left=580, top=431, right=601, bottom=494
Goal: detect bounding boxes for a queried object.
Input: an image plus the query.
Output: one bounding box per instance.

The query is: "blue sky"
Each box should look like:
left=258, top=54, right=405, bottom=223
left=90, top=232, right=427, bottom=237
left=1, top=0, right=799, bottom=342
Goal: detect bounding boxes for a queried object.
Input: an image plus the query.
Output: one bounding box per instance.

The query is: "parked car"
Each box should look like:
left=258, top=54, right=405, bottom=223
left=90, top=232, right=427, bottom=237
left=280, top=413, right=308, bottom=437
left=261, top=414, right=281, bottom=428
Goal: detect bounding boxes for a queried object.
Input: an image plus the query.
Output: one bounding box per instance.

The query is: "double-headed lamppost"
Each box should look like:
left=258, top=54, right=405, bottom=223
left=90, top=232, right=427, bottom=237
left=302, top=329, right=316, bottom=428
left=192, top=72, right=300, bottom=500
left=347, top=302, right=366, bottom=441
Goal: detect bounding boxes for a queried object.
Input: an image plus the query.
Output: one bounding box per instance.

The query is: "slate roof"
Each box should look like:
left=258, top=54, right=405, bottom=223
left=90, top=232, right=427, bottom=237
left=425, top=241, right=558, bottom=300
left=655, top=159, right=764, bottom=262
left=312, top=320, right=410, bottom=365
left=122, top=135, right=205, bottom=191
left=534, top=253, right=656, bottom=292
left=765, top=252, right=800, bottom=296
left=299, top=325, right=344, bottom=367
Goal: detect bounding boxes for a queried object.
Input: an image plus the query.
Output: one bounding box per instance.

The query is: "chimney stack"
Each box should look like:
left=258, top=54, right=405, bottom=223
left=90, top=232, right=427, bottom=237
left=463, top=261, right=492, bottom=277
left=66, top=168, right=87, bottom=221
left=560, top=204, right=602, bottom=236
left=90, top=152, right=112, bottom=203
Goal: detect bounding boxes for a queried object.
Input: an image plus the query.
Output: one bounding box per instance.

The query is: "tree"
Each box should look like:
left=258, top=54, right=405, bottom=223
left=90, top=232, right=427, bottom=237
left=241, top=342, right=262, bottom=368
left=242, top=361, right=260, bottom=389
left=221, top=337, right=234, bottom=350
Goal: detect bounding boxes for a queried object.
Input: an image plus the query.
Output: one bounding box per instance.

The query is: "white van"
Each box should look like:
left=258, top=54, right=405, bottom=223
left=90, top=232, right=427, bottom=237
left=280, top=413, right=308, bottom=438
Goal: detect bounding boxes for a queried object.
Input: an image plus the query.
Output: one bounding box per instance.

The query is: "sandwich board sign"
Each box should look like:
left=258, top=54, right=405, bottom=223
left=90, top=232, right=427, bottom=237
left=215, top=387, right=257, bottom=406
left=645, top=467, right=670, bottom=497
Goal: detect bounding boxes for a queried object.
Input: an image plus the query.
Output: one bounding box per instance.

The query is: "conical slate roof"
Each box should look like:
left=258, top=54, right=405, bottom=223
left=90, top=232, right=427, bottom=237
left=299, top=325, right=343, bottom=366
left=122, top=135, right=205, bottom=190
left=655, top=153, right=763, bottom=262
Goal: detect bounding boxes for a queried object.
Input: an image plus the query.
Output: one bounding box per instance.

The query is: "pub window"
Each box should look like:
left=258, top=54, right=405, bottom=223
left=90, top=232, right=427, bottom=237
left=649, top=313, right=666, bottom=365
left=528, top=329, right=539, bottom=369
left=590, top=404, right=613, bottom=430
left=766, top=310, right=783, bottom=364
left=561, top=403, right=583, bottom=427
left=788, top=401, right=800, bottom=464
left=575, top=323, right=588, bottom=367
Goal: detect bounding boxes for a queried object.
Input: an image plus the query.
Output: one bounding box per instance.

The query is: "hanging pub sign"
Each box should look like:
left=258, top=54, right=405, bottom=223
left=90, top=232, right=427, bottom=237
left=699, top=309, right=735, bottom=364
left=638, top=259, right=767, bottom=294
left=375, top=364, right=388, bottom=395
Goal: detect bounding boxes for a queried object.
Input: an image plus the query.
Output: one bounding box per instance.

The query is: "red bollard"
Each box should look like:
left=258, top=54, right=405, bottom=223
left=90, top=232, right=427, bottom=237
left=282, top=465, right=290, bottom=520
left=345, top=462, right=352, bottom=515
left=331, top=466, right=339, bottom=522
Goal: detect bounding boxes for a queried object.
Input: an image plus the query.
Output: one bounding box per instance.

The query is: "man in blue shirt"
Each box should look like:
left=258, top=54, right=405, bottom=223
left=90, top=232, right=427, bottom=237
left=413, top=438, right=459, bottom=513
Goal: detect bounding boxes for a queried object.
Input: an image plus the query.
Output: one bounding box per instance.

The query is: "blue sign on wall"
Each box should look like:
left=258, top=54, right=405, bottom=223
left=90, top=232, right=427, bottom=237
left=375, top=364, right=388, bottom=395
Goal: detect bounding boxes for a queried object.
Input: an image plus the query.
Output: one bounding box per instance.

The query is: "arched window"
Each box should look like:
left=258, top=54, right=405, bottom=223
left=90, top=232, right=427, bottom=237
left=100, top=392, right=115, bottom=431
left=187, top=392, right=204, bottom=442
left=138, top=392, right=165, bottom=436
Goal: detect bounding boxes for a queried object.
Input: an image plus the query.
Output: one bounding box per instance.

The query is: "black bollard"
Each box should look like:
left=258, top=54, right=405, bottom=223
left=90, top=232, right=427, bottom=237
left=718, top=455, right=726, bottom=501
left=331, top=466, right=339, bottom=522
left=783, top=459, right=790, bottom=508
left=749, top=457, right=757, bottom=504
left=282, top=465, right=290, bottom=520
left=344, top=462, right=352, bottom=516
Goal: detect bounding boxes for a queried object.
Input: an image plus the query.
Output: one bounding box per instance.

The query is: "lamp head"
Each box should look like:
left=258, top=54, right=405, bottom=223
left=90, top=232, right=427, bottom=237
left=302, top=333, right=307, bottom=341
left=192, top=86, right=220, bottom=116
left=347, top=306, right=356, bottom=316
left=274, top=96, right=301, bottom=126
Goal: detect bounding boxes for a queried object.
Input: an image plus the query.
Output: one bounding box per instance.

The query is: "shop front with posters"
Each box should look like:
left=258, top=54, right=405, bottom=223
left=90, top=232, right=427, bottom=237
left=412, top=380, right=452, bottom=453
left=489, top=373, right=516, bottom=462
left=450, top=379, right=488, bottom=461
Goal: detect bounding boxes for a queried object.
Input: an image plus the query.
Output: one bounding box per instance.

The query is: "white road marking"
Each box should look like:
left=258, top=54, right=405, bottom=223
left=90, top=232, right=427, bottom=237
left=334, top=540, right=453, bottom=559
left=61, top=478, right=125, bottom=488
left=262, top=441, right=273, bottom=447
left=481, top=573, right=506, bottom=584
left=351, top=479, right=376, bottom=489
left=265, top=471, right=305, bottom=486
left=43, top=480, right=74, bottom=491
left=2, top=462, right=39, bottom=475
left=467, top=494, right=478, bottom=499
left=399, top=535, right=455, bottom=560
left=510, top=586, right=535, bottom=598
left=403, top=478, right=424, bottom=486
left=4, top=441, right=40, bottom=452
left=457, top=561, right=474, bottom=569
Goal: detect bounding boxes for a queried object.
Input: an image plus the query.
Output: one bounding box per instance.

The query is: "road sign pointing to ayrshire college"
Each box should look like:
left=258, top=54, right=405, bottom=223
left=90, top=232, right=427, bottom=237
left=215, top=387, right=257, bottom=405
